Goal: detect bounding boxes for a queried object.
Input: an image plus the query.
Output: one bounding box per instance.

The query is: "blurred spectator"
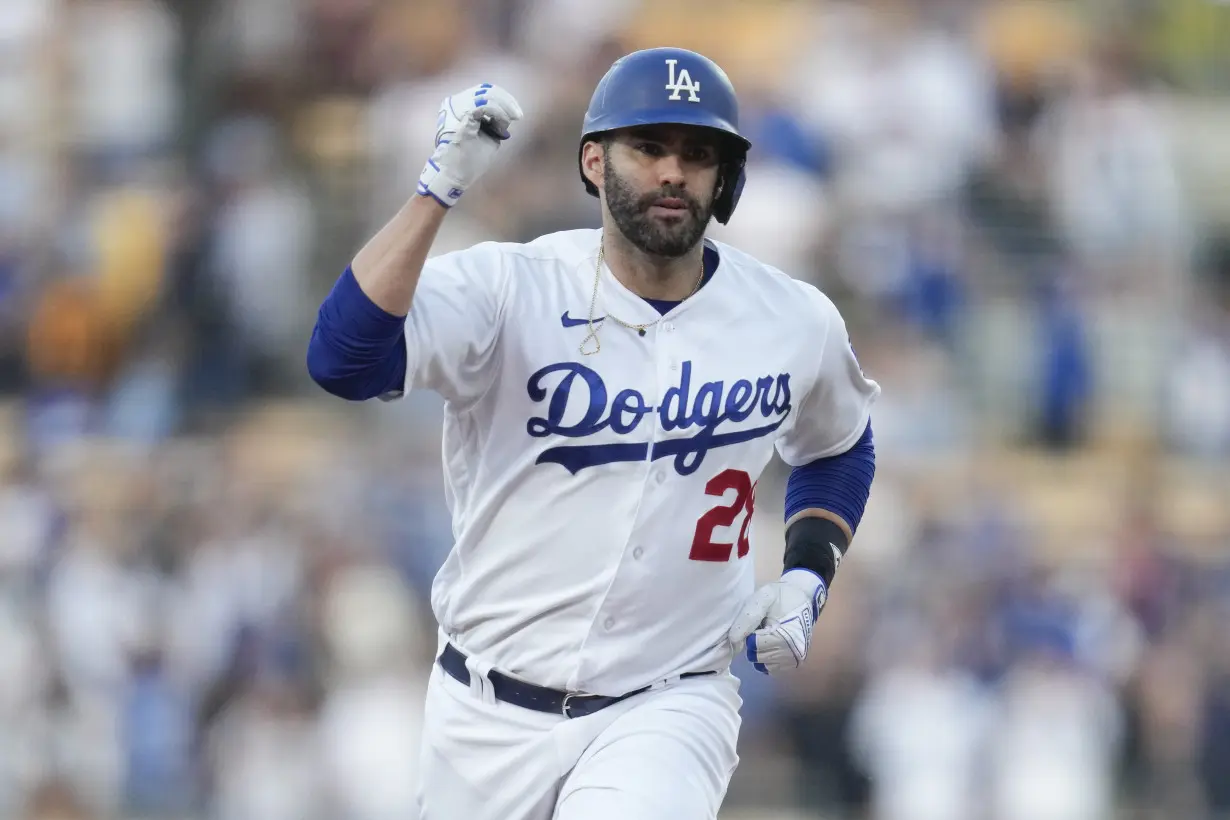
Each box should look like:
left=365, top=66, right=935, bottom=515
left=794, top=0, right=995, bottom=219
left=121, top=642, right=198, bottom=814
left=64, top=0, right=181, bottom=171
left=1130, top=635, right=1208, bottom=820
left=205, top=675, right=325, bottom=820
left=316, top=562, right=429, bottom=820
left=1040, top=35, right=1192, bottom=298
left=202, top=115, right=315, bottom=397
left=849, top=623, right=992, bottom=820
left=1031, top=269, right=1094, bottom=450
left=987, top=633, right=1123, bottom=820
left=1199, top=601, right=1230, bottom=817
left=199, top=0, right=306, bottom=83
left=1160, top=304, right=1230, bottom=460
left=21, top=779, right=95, bottom=820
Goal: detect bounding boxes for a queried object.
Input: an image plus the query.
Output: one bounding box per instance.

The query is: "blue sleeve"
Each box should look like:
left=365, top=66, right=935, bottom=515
left=783, top=421, right=875, bottom=529
left=306, top=267, right=408, bottom=401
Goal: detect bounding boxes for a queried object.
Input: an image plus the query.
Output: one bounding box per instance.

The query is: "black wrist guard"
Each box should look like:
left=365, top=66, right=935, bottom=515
left=783, top=516, right=849, bottom=587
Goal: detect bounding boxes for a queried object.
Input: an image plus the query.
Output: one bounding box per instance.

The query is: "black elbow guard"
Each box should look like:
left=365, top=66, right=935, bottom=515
left=783, top=517, right=849, bottom=588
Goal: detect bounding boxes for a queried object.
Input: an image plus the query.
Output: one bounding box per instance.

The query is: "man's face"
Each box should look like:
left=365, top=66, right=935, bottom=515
left=600, top=125, right=722, bottom=258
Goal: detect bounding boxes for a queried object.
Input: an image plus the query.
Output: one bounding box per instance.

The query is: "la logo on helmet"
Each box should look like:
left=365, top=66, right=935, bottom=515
left=665, top=59, right=701, bottom=102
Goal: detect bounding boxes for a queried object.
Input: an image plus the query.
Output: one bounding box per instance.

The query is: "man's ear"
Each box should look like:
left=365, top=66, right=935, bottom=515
left=581, top=139, right=606, bottom=192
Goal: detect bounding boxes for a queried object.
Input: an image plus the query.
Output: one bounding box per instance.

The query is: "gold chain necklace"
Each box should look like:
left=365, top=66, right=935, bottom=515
left=579, top=241, right=705, bottom=356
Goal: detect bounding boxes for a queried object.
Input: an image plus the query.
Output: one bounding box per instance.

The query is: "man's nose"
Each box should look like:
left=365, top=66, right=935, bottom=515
left=656, top=153, right=686, bottom=188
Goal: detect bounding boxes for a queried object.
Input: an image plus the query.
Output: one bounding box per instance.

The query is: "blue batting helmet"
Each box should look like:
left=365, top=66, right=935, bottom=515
left=579, top=47, right=751, bottom=225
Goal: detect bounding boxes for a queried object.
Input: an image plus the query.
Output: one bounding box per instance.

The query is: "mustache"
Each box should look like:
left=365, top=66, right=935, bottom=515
left=637, top=187, right=702, bottom=216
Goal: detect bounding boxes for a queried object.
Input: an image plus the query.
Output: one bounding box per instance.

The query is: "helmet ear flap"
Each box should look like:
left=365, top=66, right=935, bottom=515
left=712, top=158, right=746, bottom=225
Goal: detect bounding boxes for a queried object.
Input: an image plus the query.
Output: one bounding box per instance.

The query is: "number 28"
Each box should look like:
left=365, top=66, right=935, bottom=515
left=689, top=469, right=756, bottom=562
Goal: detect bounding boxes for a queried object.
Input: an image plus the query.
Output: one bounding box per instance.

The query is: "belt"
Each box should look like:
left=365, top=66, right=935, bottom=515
left=438, top=643, right=715, bottom=719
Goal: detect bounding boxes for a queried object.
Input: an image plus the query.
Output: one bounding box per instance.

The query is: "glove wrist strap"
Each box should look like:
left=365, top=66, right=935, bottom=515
left=418, top=160, right=465, bottom=209
left=781, top=568, right=827, bottom=615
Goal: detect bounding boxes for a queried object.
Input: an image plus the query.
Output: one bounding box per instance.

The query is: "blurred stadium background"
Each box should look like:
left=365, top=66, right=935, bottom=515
left=1, top=0, right=1229, bottom=819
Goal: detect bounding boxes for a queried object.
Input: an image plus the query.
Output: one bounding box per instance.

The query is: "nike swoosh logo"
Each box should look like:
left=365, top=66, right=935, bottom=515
left=561, top=311, right=603, bottom=328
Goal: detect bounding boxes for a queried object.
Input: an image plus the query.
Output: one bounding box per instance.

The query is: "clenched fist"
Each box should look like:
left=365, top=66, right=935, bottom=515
left=728, top=569, right=828, bottom=674
left=418, top=83, right=524, bottom=209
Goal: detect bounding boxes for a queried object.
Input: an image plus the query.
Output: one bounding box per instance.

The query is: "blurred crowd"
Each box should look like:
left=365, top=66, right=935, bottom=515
left=0, top=0, right=1229, bottom=819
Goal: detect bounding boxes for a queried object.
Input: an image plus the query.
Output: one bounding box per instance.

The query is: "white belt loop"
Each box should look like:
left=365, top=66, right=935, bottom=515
left=464, top=653, right=498, bottom=706
left=652, top=674, right=682, bottom=691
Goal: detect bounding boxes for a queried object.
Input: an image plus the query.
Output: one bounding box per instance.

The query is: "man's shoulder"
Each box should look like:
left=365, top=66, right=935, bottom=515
left=709, top=238, right=839, bottom=319
left=447, top=229, right=597, bottom=262
left=431, top=229, right=599, bottom=274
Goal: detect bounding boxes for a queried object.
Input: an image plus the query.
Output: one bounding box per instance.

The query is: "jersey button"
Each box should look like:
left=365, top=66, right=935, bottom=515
left=655, top=471, right=667, bottom=485
left=603, top=617, right=616, bottom=630
left=633, top=546, right=644, bottom=559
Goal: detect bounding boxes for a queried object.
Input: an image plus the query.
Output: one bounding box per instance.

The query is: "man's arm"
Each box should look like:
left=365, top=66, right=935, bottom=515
left=305, top=197, right=446, bottom=401
left=307, top=83, right=523, bottom=401
left=350, top=196, right=449, bottom=316
left=729, top=284, right=879, bottom=674
left=729, top=422, right=876, bottom=675
left=353, top=82, right=522, bottom=313
left=781, top=420, right=876, bottom=586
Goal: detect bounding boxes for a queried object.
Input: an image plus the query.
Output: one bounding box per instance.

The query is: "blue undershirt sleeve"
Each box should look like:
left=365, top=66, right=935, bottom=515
left=783, top=421, right=875, bottom=530
left=306, top=267, right=408, bottom=401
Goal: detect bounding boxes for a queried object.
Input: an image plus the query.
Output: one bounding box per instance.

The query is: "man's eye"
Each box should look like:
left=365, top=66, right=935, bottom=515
left=685, top=147, right=714, bottom=162
left=638, top=142, right=663, bottom=156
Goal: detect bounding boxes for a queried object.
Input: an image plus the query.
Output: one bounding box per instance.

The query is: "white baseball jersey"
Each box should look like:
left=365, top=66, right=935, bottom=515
left=396, top=228, right=879, bottom=696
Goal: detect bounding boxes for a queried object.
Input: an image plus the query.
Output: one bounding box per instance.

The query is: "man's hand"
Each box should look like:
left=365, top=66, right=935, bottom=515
left=418, top=83, right=524, bottom=209
left=728, top=569, right=827, bottom=674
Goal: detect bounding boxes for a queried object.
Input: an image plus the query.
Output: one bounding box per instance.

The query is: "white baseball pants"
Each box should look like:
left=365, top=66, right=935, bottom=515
left=414, top=661, right=743, bottom=820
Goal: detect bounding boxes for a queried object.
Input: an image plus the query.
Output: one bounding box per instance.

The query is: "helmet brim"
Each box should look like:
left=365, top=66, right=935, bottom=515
left=580, top=108, right=751, bottom=155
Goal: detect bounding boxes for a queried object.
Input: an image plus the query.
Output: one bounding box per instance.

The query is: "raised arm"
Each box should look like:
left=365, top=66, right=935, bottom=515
left=307, top=83, right=523, bottom=402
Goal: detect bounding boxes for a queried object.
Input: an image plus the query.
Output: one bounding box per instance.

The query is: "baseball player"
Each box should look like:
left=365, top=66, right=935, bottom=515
left=307, top=47, right=879, bottom=820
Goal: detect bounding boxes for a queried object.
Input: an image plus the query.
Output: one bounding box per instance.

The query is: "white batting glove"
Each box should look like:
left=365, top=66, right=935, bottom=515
left=728, top=569, right=828, bottom=674
left=417, top=83, right=524, bottom=209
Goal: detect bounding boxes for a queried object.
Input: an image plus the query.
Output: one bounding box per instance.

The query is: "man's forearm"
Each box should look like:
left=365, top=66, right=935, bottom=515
left=785, top=508, right=853, bottom=540
left=781, top=422, right=875, bottom=585
left=306, top=194, right=445, bottom=400
left=351, top=194, right=449, bottom=316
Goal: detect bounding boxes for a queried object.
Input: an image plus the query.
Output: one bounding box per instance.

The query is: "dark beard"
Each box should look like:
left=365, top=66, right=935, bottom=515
left=603, top=155, right=713, bottom=258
